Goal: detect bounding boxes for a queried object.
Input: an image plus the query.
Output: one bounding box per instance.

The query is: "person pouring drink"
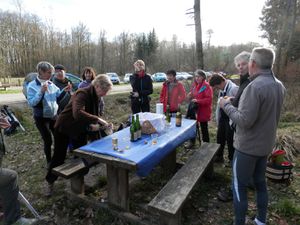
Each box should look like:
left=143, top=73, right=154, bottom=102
left=45, top=74, right=113, bottom=197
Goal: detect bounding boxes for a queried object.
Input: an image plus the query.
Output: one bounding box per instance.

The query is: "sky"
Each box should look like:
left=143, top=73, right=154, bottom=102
left=1, top=0, right=268, bottom=46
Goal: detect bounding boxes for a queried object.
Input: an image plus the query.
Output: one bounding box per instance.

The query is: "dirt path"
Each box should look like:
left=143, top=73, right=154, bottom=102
left=0, top=83, right=163, bottom=105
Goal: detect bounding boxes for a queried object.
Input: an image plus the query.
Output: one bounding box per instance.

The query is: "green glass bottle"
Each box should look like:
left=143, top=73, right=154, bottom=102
left=130, top=115, right=136, bottom=142
left=136, top=114, right=141, bottom=139
left=176, top=105, right=182, bottom=127
left=166, top=104, right=171, bottom=123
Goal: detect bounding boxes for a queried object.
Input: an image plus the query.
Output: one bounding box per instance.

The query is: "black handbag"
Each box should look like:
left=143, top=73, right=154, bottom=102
left=186, top=101, right=198, bottom=119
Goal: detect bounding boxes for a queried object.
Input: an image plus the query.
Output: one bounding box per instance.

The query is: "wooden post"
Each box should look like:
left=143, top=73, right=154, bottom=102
left=106, top=164, right=129, bottom=210
left=161, top=150, right=177, bottom=174
left=70, top=175, right=85, bottom=195
left=160, top=211, right=181, bottom=225
left=204, top=162, right=214, bottom=179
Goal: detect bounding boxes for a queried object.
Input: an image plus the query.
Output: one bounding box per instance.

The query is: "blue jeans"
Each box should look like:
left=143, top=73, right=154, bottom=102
left=232, top=150, right=268, bottom=225
left=0, top=168, right=21, bottom=225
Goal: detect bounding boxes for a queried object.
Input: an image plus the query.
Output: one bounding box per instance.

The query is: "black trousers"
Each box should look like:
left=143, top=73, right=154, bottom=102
left=46, top=129, right=87, bottom=184
left=186, top=102, right=210, bottom=143
left=131, top=98, right=150, bottom=114
left=199, top=122, right=210, bottom=143
left=34, top=117, right=55, bottom=163
left=216, top=116, right=234, bottom=161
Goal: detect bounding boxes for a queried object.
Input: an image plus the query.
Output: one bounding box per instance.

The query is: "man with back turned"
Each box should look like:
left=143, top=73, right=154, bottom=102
left=220, top=47, right=286, bottom=225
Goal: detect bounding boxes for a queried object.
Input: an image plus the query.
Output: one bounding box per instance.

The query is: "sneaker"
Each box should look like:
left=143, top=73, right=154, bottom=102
left=44, top=182, right=53, bottom=197
left=217, top=188, right=233, bottom=202
left=12, top=217, right=38, bottom=225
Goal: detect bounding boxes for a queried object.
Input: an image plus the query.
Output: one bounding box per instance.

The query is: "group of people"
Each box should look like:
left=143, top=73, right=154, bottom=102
left=0, top=47, right=285, bottom=225
left=155, top=48, right=285, bottom=225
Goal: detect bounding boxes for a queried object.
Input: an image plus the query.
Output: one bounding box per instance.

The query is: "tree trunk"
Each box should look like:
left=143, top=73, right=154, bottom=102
left=194, top=0, right=204, bottom=69
left=275, top=0, right=295, bottom=77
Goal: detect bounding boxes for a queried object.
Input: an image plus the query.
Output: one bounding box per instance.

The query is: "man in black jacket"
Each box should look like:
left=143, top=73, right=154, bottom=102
left=130, top=60, right=153, bottom=114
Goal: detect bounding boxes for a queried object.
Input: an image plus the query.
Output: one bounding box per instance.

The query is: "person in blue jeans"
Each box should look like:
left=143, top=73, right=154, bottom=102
left=220, top=47, right=286, bottom=225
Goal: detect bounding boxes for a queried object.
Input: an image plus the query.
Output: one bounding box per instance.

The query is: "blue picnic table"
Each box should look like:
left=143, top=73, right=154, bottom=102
left=74, top=117, right=196, bottom=210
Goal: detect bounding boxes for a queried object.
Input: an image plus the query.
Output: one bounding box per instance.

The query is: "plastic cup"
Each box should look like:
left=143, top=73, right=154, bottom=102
left=112, top=136, right=118, bottom=150
left=151, top=133, right=158, bottom=145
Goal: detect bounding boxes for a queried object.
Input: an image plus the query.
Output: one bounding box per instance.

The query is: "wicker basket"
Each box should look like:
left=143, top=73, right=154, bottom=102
left=266, top=162, right=293, bottom=181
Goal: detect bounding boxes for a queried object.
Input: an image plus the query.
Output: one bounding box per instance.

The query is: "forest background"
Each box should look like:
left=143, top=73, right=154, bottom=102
left=0, top=0, right=300, bottom=81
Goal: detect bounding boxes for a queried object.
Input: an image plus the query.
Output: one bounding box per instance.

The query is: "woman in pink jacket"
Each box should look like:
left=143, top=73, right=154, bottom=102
left=186, top=69, right=213, bottom=147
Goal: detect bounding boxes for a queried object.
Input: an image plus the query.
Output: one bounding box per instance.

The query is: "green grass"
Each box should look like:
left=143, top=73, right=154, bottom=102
left=2, top=92, right=300, bottom=225
left=271, top=199, right=300, bottom=217
left=0, top=89, right=22, bottom=94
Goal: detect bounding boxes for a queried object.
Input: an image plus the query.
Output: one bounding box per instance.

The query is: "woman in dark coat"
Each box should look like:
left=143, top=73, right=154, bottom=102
left=45, top=74, right=113, bottom=196
left=130, top=60, right=153, bottom=114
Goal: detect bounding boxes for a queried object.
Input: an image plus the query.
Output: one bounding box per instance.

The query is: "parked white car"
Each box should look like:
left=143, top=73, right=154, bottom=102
left=123, top=73, right=132, bottom=83
left=176, top=72, right=193, bottom=80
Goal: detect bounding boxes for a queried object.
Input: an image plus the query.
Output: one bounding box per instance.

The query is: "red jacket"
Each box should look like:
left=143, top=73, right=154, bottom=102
left=190, top=80, right=213, bottom=122
left=160, top=80, right=186, bottom=112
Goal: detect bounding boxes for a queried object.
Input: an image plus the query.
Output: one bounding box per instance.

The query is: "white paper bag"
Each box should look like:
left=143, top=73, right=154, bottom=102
left=137, top=112, right=165, bottom=133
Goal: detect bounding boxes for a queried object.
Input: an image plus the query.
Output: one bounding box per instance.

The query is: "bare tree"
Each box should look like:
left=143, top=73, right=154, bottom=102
left=206, top=29, right=213, bottom=48
left=194, top=0, right=204, bottom=69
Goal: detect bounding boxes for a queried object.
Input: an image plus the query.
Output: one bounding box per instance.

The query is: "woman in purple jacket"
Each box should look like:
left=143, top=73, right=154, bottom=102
left=78, top=67, right=96, bottom=89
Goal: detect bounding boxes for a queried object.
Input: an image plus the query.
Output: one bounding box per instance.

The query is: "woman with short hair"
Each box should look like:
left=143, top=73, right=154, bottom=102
left=130, top=60, right=153, bottom=114
left=45, top=74, right=113, bottom=196
left=159, top=69, right=186, bottom=113
left=26, top=61, right=71, bottom=165
left=185, top=69, right=213, bottom=148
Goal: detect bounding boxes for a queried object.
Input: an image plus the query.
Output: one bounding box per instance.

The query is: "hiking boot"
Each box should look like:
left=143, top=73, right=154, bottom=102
left=12, top=217, right=38, bottom=225
left=44, top=182, right=53, bottom=197
left=217, top=188, right=233, bottom=202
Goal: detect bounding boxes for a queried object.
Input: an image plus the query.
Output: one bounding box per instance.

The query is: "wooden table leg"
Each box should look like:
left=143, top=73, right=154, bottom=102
left=106, top=164, right=129, bottom=211
left=161, top=150, right=177, bottom=174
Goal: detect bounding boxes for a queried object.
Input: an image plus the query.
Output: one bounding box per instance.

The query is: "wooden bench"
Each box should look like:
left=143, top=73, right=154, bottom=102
left=148, top=142, right=219, bottom=225
left=52, top=158, right=98, bottom=195
left=0, top=84, right=10, bottom=91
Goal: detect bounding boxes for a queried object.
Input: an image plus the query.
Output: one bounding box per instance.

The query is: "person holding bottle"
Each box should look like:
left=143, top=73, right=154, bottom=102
left=45, top=74, right=113, bottom=196
left=185, top=69, right=213, bottom=148
left=160, top=69, right=186, bottom=115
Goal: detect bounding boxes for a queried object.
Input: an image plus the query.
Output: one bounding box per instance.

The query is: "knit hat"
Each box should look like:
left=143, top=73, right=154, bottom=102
left=133, top=60, right=145, bottom=72
left=54, top=64, right=66, bottom=71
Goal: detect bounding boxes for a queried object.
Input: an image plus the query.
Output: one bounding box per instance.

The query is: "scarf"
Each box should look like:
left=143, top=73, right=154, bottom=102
left=138, top=70, right=145, bottom=78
